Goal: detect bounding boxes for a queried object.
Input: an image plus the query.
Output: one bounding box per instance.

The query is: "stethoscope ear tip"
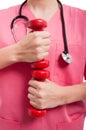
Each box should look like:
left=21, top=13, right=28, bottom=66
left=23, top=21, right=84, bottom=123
left=61, top=52, right=72, bottom=64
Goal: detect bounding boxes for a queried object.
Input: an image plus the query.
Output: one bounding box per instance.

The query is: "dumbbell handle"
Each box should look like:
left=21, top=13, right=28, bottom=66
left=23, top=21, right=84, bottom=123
left=31, top=59, right=49, bottom=69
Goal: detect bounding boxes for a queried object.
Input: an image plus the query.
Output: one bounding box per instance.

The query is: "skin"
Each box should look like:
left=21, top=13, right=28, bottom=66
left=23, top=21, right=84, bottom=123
left=0, top=0, right=86, bottom=110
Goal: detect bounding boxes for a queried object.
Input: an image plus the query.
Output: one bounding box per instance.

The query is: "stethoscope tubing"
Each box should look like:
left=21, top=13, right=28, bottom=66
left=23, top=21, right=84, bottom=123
left=10, top=0, right=72, bottom=63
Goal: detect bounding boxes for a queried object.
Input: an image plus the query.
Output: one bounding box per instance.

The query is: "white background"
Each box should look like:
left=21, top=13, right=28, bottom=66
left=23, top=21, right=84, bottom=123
left=0, top=0, right=86, bottom=130
left=0, top=0, right=86, bottom=10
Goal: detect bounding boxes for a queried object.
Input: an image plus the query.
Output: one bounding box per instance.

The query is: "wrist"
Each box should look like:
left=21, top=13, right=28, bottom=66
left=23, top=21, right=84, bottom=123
left=62, top=86, right=77, bottom=105
left=11, top=42, right=25, bottom=63
left=7, top=44, right=20, bottom=64
left=8, top=44, right=18, bottom=63
left=55, top=86, right=68, bottom=106
left=0, top=44, right=20, bottom=69
left=60, top=87, right=69, bottom=105
left=62, top=83, right=86, bottom=105
left=56, top=86, right=77, bottom=105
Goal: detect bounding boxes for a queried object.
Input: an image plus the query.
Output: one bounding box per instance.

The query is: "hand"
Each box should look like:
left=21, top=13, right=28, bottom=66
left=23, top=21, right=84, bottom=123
left=28, top=79, right=66, bottom=110
left=16, top=31, right=51, bottom=63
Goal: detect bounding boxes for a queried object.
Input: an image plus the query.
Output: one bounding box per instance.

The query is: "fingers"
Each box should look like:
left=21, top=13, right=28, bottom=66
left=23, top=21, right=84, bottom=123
left=28, top=90, right=45, bottom=109
left=28, top=79, right=42, bottom=89
left=33, top=45, right=50, bottom=54
left=29, top=100, right=43, bottom=110
left=28, top=94, right=40, bottom=109
left=28, top=86, right=38, bottom=96
left=29, top=31, right=51, bottom=47
left=28, top=79, right=48, bottom=109
left=28, top=80, right=44, bottom=97
left=18, top=30, right=51, bottom=63
left=32, top=31, right=50, bottom=39
left=34, top=52, right=49, bottom=61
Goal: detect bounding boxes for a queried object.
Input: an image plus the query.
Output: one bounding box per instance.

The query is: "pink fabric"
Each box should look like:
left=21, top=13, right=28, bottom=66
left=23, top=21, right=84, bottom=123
left=0, top=4, right=86, bottom=130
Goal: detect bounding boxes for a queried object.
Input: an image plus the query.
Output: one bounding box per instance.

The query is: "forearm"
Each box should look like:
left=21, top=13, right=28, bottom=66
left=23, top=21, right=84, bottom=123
left=64, top=82, right=86, bottom=104
left=0, top=44, right=18, bottom=69
left=28, top=79, right=86, bottom=109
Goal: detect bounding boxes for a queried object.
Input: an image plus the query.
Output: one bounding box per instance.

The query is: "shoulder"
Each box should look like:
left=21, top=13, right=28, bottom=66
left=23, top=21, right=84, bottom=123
left=63, top=4, right=86, bottom=20
left=0, top=5, right=20, bottom=21
left=64, top=5, right=86, bottom=55
left=0, top=4, right=20, bottom=14
left=63, top=4, right=86, bottom=31
left=63, top=4, right=86, bottom=13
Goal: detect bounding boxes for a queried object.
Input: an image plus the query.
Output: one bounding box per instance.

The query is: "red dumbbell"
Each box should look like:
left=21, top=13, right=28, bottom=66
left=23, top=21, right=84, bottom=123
left=31, top=59, right=49, bottom=69
left=28, top=19, right=50, bottom=117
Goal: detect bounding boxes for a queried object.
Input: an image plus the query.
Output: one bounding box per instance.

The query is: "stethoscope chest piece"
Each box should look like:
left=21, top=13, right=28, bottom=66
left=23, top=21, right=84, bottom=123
left=61, top=52, right=72, bottom=64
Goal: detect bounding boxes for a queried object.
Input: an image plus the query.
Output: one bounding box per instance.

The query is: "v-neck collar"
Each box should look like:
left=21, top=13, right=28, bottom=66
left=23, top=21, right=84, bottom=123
left=23, top=3, right=61, bottom=25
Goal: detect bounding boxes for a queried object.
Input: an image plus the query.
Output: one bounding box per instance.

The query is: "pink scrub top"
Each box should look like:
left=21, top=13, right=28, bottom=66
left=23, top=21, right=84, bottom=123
left=0, top=4, right=86, bottom=130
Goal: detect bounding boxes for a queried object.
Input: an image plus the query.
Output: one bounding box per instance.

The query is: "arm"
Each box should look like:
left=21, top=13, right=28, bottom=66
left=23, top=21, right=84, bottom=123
left=66, top=64, right=86, bottom=104
left=64, top=82, right=86, bottom=104
left=0, top=31, right=50, bottom=69
left=28, top=79, right=86, bottom=109
left=0, top=44, right=18, bottom=69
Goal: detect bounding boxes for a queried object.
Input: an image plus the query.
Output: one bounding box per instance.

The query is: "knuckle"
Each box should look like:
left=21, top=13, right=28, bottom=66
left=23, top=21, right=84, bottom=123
left=27, top=93, right=30, bottom=99
left=33, top=32, right=41, bottom=40
left=33, top=32, right=39, bottom=38
left=38, top=91, right=44, bottom=98
left=46, top=39, right=51, bottom=45
left=28, top=87, right=30, bottom=92
left=39, top=102, right=44, bottom=109
left=35, top=38, right=41, bottom=46
left=47, top=39, right=51, bottom=44
left=35, top=54, right=42, bottom=61
left=46, top=46, right=50, bottom=51
left=35, top=52, right=49, bottom=61
left=30, top=100, right=33, bottom=105
left=35, top=47, right=40, bottom=53
left=28, top=87, right=32, bottom=93
left=28, top=86, right=30, bottom=92
left=44, top=52, right=49, bottom=57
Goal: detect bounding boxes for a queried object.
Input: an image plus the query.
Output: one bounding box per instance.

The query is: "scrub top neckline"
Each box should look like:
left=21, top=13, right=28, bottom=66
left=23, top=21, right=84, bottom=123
left=23, top=3, right=61, bottom=25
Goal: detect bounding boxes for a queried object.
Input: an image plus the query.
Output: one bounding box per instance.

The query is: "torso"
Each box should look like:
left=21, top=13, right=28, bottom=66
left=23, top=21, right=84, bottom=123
left=0, top=4, right=86, bottom=130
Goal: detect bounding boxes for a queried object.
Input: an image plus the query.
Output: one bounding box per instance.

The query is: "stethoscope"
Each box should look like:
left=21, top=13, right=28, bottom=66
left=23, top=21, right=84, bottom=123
left=10, top=0, right=72, bottom=64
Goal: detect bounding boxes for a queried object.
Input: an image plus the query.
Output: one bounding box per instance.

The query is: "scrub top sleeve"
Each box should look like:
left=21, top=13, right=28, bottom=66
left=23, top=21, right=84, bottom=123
left=84, top=65, right=86, bottom=80
left=83, top=11, right=86, bottom=80
left=78, top=9, right=86, bottom=80
left=0, top=6, right=19, bottom=48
